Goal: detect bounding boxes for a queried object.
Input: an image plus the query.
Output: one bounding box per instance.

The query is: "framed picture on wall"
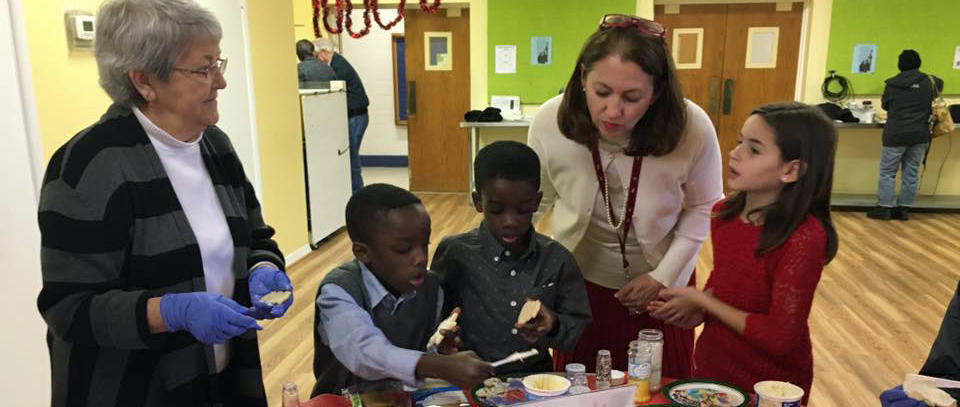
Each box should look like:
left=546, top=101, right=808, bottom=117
left=531, top=36, right=552, bottom=65
left=852, top=44, right=877, bottom=74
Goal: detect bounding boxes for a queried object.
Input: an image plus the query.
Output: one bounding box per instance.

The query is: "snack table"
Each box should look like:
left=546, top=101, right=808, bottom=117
left=302, top=377, right=685, bottom=407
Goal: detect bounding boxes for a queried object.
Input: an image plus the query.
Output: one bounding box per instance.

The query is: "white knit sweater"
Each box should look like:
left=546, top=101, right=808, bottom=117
left=527, top=94, right=723, bottom=288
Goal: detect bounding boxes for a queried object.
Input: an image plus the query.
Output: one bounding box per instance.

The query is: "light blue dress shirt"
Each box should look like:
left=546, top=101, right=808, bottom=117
left=316, top=261, right=443, bottom=387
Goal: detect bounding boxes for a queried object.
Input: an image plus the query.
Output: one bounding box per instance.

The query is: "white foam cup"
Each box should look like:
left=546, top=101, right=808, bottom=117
left=754, top=381, right=803, bottom=407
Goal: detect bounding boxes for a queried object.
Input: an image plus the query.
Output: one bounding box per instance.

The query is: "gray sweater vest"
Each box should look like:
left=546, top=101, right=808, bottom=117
left=311, top=259, right=438, bottom=396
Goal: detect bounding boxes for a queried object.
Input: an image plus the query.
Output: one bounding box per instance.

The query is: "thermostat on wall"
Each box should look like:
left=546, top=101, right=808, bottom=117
left=65, top=10, right=95, bottom=49
left=73, top=15, right=95, bottom=40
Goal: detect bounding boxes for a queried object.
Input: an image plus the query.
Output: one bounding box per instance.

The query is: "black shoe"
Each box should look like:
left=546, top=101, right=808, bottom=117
left=866, top=206, right=893, bottom=220
left=895, top=206, right=910, bottom=221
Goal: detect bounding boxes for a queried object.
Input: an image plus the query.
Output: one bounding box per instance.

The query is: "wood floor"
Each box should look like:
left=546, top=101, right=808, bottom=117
left=258, top=192, right=960, bottom=406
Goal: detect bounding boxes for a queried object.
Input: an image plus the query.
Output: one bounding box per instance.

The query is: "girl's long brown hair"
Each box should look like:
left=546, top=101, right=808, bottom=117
left=719, top=102, right=839, bottom=263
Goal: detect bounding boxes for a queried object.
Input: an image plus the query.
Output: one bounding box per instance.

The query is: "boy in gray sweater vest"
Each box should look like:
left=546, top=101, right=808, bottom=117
left=312, top=184, right=493, bottom=396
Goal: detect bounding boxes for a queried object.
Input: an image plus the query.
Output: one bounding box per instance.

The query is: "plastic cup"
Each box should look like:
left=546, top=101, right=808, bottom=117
left=754, top=381, right=804, bottom=407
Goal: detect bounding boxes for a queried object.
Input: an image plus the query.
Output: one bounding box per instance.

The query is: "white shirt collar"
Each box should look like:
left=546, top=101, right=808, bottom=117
left=132, top=106, right=204, bottom=150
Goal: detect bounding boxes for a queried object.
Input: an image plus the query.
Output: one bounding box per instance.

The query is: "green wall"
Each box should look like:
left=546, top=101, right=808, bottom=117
left=826, top=0, right=960, bottom=95
left=487, top=0, right=634, bottom=104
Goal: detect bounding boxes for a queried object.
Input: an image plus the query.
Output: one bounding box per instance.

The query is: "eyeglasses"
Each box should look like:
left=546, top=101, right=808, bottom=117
left=172, top=58, right=228, bottom=82
left=599, top=14, right=666, bottom=40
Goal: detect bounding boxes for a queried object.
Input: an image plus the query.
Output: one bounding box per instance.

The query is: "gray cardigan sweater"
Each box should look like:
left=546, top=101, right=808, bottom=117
left=37, top=105, right=283, bottom=407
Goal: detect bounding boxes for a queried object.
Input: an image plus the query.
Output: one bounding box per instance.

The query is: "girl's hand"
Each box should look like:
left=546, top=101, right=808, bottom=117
left=614, top=274, right=665, bottom=312
left=649, top=287, right=706, bottom=329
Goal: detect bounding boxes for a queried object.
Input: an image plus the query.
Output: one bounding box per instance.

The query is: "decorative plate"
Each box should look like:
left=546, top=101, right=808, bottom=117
left=662, top=380, right=750, bottom=407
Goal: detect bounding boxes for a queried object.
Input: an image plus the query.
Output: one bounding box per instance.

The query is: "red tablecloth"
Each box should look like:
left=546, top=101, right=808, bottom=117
left=302, top=393, right=350, bottom=407
left=302, top=377, right=682, bottom=407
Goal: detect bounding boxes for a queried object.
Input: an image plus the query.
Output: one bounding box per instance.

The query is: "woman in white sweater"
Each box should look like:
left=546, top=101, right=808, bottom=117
left=528, top=14, right=723, bottom=378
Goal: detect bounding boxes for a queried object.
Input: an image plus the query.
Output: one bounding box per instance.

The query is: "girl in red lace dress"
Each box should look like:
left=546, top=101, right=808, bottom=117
left=648, top=102, right=839, bottom=403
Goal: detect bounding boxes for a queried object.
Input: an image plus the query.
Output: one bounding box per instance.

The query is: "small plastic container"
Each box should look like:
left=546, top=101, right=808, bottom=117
left=595, top=349, right=612, bottom=390
left=565, top=363, right=589, bottom=394
left=610, top=370, right=626, bottom=386
left=754, top=380, right=804, bottom=407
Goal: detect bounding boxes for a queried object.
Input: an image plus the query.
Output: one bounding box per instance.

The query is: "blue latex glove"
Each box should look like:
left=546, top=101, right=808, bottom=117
left=248, top=264, right=294, bottom=320
left=160, top=292, right=262, bottom=344
left=880, top=385, right=926, bottom=407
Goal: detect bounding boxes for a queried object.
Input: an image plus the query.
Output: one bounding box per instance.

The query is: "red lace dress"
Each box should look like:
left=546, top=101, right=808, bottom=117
left=693, top=206, right=826, bottom=404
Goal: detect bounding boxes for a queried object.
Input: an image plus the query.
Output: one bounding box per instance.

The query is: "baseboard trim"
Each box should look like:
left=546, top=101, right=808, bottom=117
left=361, top=155, right=408, bottom=167
left=285, top=244, right=312, bottom=267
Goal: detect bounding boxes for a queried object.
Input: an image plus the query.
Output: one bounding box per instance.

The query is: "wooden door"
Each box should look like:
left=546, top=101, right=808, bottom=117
left=717, top=2, right=804, bottom=170
left=655, top=3, right=803, bottom=189
left=405, top=9, right=470, bottom=192
left=655, top=4, right=727, bottom=127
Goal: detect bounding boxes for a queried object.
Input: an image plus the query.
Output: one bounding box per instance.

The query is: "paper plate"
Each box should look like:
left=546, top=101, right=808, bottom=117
left=662, top=380, right=750, bottom=407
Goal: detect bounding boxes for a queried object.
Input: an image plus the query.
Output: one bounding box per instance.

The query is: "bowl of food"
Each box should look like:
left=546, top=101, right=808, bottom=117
left=754, top=381, right=803, bottom=407
left=522, top=374, right=571, bottom=397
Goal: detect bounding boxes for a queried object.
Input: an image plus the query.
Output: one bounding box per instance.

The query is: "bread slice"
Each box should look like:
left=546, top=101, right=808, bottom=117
left=516, top=299, right=541, bottom=325
left=259, top=291, right=291, bottom=305
left=904, top=374, right=957, bottom=407
left=427, top=307, right=460, bottom=349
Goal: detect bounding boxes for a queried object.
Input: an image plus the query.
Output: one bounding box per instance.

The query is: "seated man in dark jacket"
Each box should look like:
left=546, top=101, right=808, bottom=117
left=867, top=49, right=943, bottom=221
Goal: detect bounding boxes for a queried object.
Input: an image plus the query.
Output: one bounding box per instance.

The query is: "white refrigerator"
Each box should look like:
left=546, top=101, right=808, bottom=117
left=300, top=88, right=352, bottom=247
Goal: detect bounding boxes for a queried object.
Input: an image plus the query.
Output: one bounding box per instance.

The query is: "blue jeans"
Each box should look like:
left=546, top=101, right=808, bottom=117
left=876, top=143, right=927, bottom=207
left=347, top=113, right=369, bottom=193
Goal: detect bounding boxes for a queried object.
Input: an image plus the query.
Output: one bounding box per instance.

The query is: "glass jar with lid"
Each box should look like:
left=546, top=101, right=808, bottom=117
left=638, top=329, right=664, bottom=391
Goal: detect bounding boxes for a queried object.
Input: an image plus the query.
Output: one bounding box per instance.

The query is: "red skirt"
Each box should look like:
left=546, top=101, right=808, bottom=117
left=554, top=279, right=695, bottom=379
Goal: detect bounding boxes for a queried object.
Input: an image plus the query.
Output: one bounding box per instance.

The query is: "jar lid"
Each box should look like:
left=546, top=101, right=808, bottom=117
left=565, top=363, right=586, bottom=373
left=638, top=329, right=664, bottom=341
left=597, top=349, right=611, bottom=356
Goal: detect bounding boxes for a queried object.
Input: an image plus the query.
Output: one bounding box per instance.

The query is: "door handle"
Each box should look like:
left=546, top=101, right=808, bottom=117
left=706, top=76, right=721, bottom=116
left=722, top=78, right=734, bottom=115
left=407, top=81, right=417, bottom=116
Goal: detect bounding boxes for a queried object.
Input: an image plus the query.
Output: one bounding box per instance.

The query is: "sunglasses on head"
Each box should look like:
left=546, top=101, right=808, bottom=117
left=599, top=14, right=667, bottom=40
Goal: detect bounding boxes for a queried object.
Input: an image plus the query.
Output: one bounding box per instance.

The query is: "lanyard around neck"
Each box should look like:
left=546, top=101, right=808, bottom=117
left=590, top=147, right=643, bottom=274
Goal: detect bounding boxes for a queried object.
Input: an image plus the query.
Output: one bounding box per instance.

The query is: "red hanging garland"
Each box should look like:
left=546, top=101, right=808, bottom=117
left=313, top=0, right=443, bottom=39
left=369, top=0, right=404, bottom=30
left=316, top=0, right=370, bottom=38
left=418, top=0, right=442, bottom=13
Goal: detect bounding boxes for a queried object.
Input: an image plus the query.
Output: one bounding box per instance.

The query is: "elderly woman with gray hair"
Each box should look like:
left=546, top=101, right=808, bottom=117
left=37, top=0, right=292, bottom=405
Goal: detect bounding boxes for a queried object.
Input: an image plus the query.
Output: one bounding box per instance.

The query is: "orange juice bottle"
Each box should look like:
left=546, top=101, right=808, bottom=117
left=631, top=377, right=651, bottom=404
left=628, top=340, right=652, bottom=404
